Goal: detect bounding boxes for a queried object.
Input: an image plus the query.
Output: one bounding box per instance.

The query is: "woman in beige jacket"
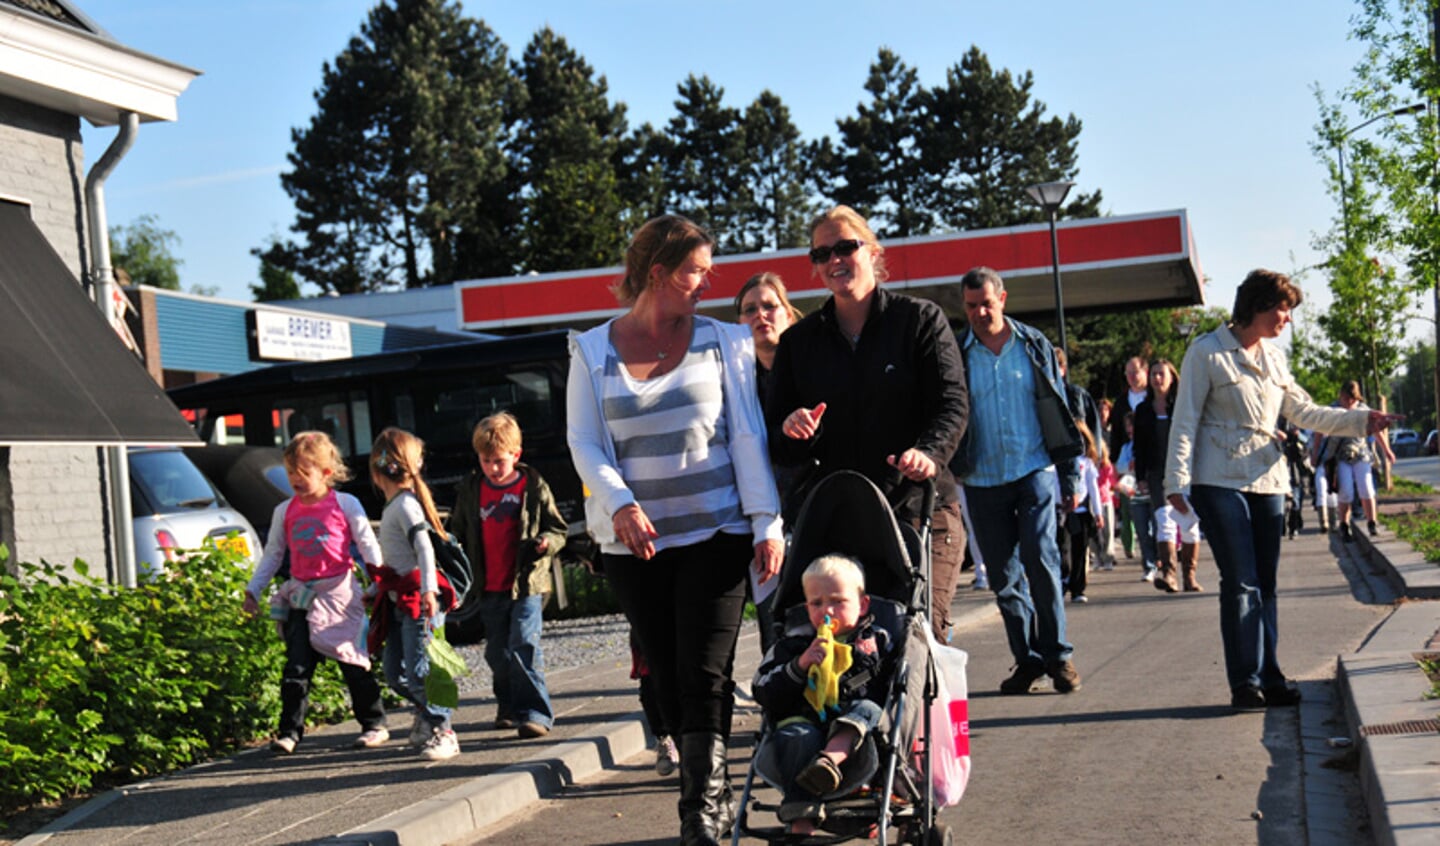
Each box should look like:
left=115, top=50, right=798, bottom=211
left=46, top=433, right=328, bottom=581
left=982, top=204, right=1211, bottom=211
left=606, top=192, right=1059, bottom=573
left=1165, top=269, right=1399, bottom=713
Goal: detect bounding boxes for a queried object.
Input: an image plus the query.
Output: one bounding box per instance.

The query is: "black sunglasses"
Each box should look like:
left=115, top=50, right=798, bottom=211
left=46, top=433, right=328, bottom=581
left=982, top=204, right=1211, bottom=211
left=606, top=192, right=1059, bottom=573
left=808, top=238, right=868, bottom=264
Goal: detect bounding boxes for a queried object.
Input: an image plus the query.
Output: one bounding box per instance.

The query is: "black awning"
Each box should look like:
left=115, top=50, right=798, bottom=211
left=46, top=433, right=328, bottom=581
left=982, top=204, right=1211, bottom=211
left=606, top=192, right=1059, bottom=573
left=0, top=201, right=199, bottom=445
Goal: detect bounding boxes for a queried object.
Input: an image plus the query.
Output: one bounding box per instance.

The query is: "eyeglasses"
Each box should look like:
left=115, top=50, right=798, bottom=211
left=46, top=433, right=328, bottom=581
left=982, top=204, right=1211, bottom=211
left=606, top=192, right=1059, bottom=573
left=808, top=239, right=868, bottom=264
left=740, top=302, right=781, bottom=318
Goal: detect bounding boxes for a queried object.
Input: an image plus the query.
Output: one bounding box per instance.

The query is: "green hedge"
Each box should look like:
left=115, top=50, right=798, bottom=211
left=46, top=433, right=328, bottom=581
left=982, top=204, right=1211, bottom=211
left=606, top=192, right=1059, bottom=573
left=0, top=543, right=352, bottom=813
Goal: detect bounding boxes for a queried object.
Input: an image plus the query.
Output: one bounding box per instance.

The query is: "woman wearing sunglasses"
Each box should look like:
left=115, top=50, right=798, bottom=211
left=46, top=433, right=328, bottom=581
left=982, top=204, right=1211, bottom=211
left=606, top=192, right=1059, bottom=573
left=766, top=205, right=970, bottom=641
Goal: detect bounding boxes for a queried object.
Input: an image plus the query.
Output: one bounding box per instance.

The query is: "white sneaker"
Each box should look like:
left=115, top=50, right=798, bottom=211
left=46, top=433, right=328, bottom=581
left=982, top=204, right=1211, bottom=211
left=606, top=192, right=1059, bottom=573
left=353, top=727, right=390, bottom=748
left=420, top=729, right=460, bottom=761
left=408, top=714, right=434, bottom=749
left=270, top=736, right=297, bottom=754
left=655, top=735, right=679, bottom=776
left=1142, top=569, right=1157, bottom=583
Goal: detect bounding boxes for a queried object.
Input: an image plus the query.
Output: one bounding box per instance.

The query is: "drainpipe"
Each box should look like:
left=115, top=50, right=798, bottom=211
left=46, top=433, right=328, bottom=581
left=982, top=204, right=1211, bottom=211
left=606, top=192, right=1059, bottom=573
left=85, top=111, right=139, bottom=588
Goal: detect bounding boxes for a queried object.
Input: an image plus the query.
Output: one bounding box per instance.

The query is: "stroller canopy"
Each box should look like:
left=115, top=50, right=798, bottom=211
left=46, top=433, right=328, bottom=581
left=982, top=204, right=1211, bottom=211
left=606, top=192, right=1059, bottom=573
left=772, top=471, right=920, bottom=614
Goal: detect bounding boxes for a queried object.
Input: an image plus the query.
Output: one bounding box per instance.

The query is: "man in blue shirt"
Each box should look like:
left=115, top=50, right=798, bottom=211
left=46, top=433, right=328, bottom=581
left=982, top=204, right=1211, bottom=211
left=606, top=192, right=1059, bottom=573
left=952, top=267, right=1083, bottom=694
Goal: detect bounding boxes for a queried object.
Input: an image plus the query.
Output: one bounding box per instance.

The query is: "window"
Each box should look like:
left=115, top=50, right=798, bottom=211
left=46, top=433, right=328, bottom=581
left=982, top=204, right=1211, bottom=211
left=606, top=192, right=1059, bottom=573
left=273, top=392, right=365, bottom=456
left=411, top=369, right=553, bottom=453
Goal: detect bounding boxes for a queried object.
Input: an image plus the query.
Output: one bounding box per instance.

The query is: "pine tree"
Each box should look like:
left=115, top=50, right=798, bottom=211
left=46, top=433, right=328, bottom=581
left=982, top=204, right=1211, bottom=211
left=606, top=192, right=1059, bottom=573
left=919, top=46, right=1101, bottom=231
left=822, top=49, right=929, bottom=238
left=662, top=74, right=750, bottom=249
left=269, top=0, right=514, bottom=293
left=740, top=90, right=813, bottom=251
left=510, top=27, right=630, bottom=272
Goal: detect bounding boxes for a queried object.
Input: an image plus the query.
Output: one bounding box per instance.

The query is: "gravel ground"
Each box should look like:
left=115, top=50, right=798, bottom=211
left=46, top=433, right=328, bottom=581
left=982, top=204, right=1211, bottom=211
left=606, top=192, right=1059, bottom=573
left=451, top=613, right=633, bottom=695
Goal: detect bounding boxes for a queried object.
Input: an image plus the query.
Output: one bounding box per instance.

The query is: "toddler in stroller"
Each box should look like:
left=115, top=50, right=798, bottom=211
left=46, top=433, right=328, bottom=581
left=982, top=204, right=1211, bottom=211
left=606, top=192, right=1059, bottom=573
left=752, top=554, right=900, bottom=835
left=738, top=470, right=956, bottom=846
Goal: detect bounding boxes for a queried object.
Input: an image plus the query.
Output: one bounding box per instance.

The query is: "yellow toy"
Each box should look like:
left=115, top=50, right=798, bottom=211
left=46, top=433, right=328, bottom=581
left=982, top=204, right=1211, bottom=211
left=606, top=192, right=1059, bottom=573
left=804, top=615, right=853, bottom=721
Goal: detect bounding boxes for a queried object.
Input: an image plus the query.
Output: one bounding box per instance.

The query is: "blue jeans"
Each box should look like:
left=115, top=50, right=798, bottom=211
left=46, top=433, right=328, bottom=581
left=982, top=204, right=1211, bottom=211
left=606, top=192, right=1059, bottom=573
left=479, top=592, right=553, bottom=728
left=1128, top=495, right=1157, bottom=573
left=382, top=606, right=452, bottom=731
left=1188, top=485, right=1286, bottom=692
left=964, top=468, right=1072, bottom=668
left=770, top=700, right=884, bottom=802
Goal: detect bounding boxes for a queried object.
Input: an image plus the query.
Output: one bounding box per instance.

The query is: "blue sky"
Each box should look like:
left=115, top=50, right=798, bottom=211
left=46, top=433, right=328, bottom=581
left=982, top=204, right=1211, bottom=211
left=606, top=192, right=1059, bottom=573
left=76, top=0, right=1377, bottom=330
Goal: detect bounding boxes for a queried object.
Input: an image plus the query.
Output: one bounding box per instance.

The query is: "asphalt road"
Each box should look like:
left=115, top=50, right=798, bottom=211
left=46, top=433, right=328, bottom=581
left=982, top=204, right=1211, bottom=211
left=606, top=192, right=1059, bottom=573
left=1393, top=454, right=1440, bottom=489
left=462, top=526, right=1387, bottom=846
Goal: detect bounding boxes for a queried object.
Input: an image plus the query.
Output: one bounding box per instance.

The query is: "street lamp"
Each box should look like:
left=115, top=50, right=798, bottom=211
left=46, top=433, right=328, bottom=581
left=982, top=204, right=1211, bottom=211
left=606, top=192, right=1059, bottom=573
left=1324, top=103, right=1425, bottom=405
left=1025, top=180, right=1075, bottom=354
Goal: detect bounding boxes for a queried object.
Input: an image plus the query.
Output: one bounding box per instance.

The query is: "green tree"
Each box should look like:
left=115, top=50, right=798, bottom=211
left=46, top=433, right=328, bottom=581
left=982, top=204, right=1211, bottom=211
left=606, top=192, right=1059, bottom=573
left=109, top=214, right=181, bottom=291
left=1318, top=0, right=1440, bottom=409
left=249, top=239, right=303, bottom=302
left=510, top=28, right=630, bottom=272
left=739, top=90, right=813, bottom=251
left=1391, top=341, right=1437, bottom=430
left=661, top=74, right=750, bottom=249
left=919, top=46, right=1102, bottom=231
left=820, top=48, right=929, bottom=238
left=268, top=0, right=515, bottom=293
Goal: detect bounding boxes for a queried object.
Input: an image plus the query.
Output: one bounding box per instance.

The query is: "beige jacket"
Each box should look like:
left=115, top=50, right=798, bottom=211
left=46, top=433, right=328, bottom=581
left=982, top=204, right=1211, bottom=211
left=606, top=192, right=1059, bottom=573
left=1165, top=324, right=1368, bottom=496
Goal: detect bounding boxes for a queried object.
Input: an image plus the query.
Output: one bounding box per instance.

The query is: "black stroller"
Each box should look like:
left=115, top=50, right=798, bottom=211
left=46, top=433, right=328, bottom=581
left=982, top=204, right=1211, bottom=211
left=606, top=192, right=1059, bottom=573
left=735, top=471, right=954, bottom=845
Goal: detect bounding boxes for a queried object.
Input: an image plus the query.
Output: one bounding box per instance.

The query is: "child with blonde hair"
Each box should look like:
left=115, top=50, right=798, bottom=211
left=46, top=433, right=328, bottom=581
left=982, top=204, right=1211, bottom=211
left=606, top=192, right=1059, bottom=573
left=368, top=427, right=460, bottom=760
left=752, top=554, right=901, bottom=834
left=243, top=431, right=388, bottom=754
left=448, top=412, right=567, bottom=739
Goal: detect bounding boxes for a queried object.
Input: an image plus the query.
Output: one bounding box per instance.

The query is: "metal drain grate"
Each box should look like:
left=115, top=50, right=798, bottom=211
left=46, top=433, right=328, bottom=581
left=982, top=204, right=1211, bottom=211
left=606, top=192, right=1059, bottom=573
left=1360, top=719, right=1440, bottom=737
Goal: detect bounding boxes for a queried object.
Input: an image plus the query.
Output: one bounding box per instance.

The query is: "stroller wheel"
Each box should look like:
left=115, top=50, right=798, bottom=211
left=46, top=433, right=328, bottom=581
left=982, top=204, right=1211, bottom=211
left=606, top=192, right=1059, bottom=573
left=923, top=822, right=954, bottom=846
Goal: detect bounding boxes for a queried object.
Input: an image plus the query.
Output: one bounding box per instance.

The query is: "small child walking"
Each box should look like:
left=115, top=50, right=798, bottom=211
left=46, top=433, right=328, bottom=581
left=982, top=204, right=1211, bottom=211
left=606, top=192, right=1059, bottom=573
left=448, top=412, right=568, bottom=739
left=368, top=427, right=460, bottom=761
left=242, top=431, right=388, bottom=754
left=752, top=554, right=901, bottom=835
left=1060, top=419, right=1105, bottom=604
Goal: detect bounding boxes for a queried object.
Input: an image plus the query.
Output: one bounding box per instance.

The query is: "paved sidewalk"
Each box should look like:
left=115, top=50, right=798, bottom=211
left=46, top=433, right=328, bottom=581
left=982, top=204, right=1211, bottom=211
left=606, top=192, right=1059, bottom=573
left=17, top=521, right=1439, bottom=845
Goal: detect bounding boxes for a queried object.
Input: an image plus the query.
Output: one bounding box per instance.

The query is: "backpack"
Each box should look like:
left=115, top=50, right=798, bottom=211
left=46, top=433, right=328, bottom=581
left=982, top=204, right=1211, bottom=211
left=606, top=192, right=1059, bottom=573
left=409, top=523, right=473, bottom=610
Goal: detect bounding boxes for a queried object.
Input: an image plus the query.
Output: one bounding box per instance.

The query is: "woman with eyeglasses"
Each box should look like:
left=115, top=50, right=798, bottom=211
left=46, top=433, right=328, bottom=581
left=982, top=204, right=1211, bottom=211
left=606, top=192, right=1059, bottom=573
left=734, top=271, right=802, bottom=406
left=566, top=214, right=783, bottom=846
left=766, top=205, right=970, bottom=642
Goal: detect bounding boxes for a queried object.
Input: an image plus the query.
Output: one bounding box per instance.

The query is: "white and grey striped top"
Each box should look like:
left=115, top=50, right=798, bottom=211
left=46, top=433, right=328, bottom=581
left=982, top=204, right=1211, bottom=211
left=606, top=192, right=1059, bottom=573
left=599, top=323, right=748, bottom=553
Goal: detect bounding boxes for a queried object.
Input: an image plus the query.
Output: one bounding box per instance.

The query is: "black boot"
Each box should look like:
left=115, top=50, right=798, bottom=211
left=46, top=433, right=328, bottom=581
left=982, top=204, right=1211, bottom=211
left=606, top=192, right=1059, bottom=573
left=678, top=732, right=733, bottom=846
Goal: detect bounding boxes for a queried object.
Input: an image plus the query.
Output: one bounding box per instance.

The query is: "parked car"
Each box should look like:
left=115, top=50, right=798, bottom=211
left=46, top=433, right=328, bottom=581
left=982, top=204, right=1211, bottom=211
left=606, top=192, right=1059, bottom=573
left=1390, top=428, right=1422, bottom=458
left=129, top=447, right=262, bottom=579
left=182, top=445, right=291, bottom=541
left=1427, top=430, right=1439, bottom=456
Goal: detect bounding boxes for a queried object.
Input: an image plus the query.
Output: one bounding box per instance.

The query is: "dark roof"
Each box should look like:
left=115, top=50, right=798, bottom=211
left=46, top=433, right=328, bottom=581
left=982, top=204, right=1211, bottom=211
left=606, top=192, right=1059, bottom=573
left=0, top=0, right=108, bottom=37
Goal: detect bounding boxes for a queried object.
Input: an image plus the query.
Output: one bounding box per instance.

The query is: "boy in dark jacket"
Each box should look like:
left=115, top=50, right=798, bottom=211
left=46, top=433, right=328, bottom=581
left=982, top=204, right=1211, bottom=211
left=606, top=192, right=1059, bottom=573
left=449, top=412, right=567, bottom=739
left=752, top=554, right=900, bottom=834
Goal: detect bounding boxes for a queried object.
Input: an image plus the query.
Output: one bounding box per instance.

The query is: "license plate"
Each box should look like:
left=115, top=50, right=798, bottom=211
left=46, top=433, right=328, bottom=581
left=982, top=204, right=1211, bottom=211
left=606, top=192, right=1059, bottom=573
left=216, top=535, right=251, bottom=559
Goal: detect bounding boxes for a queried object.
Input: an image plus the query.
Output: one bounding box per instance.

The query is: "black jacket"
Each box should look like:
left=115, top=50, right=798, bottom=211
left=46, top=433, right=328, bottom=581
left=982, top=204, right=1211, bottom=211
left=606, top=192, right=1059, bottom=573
left=766, top=288, right=968, bottom=521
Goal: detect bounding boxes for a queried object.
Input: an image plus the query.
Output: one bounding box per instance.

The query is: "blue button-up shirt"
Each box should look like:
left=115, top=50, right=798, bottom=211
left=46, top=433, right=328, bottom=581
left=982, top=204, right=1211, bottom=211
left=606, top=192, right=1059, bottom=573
left=962, top=324, right=1053, bottom=487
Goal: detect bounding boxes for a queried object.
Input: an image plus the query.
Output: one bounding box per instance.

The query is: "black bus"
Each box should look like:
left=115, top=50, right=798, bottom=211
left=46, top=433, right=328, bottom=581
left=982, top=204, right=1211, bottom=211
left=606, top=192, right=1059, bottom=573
left=166, top=329, right=589, bottom=571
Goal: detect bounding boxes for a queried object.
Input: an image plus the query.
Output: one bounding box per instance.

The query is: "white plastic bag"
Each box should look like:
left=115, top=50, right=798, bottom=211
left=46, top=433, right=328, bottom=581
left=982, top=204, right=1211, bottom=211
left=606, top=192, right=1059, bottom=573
left=922, top=628, right=971, bottom=806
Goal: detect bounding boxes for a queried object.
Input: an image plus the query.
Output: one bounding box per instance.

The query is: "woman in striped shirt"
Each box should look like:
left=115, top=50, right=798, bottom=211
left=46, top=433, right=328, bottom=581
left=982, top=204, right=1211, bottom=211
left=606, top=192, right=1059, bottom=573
left=567, top=214, right=784, bottom=846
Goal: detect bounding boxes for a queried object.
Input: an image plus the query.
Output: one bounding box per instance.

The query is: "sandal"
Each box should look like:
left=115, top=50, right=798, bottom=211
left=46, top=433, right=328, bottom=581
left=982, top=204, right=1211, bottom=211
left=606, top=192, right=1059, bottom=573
left=795, top=752, right=844, bottom=796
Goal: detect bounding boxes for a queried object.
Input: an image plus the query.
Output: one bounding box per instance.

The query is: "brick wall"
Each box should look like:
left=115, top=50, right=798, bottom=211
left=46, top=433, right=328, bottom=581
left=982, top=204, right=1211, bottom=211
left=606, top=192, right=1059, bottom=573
left=0, top=93, right=111, bottom=576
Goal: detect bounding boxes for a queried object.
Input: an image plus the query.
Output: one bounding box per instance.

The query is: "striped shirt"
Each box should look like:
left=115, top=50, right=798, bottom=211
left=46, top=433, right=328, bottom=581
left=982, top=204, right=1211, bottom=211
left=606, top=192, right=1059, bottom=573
left=600, top=322, right=747, bottom=553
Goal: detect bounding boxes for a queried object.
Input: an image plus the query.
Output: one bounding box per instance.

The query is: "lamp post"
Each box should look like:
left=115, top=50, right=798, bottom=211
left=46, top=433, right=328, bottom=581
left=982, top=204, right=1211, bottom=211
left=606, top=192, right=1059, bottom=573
left=1025, top=180, right=1075, bottom=354
left=1324, top=103, right=1425, bottom=404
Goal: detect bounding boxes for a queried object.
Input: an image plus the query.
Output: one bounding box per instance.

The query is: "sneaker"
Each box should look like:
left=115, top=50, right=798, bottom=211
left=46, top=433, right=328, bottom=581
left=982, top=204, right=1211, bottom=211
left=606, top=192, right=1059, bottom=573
left=420, top=728, right=460, bottom=761
left=1047, top=660, right=1082, bottom=693
left=1340, top=522, right=1353, bottom=542
left=1231, top=685, right=1266, bottom=713
left=972, top=575, right=990, bottom=591
left=270, top=735, right=297, bottom=755
left=999, top=663, right=1047, bottom=695
left=1367, top=520, right=1378, bottom=538
left=493, top=714, right=517, bottom=730
left=517, top=721, right=550, bottom=739
left=655, top=735, right=679, bottom=776
left=1142, top=569, right=1157, bottom=582
left=408, top=714, right=434, bottom=749
left=353, top=727, right=390, bottom=748
left=1071, top=594, right=1088, bottom=604
left=1263, top=681, right=1302, bottom=708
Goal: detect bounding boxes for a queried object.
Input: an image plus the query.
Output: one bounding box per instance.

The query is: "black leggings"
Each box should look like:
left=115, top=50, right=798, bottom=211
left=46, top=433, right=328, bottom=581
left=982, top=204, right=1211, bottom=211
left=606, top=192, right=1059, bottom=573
left=603, top=532, right=751, bottom=738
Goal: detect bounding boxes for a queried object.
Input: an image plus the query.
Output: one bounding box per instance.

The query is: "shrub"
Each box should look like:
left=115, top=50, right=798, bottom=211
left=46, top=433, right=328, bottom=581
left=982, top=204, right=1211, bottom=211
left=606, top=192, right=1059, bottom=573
left=0, top=542, right=353, bottom=813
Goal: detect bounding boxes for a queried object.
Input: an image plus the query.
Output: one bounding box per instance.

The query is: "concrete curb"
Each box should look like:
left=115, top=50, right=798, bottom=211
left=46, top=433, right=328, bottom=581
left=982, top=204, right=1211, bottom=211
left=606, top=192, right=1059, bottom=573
left=1337, top=530, right=1440, bottom=846
left=322, top=714, right=651, bottom=845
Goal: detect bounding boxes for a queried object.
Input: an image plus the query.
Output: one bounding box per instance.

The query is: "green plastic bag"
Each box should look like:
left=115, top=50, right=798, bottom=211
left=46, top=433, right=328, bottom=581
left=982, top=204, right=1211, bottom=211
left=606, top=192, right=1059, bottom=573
left=424, top=626, right=470, bottom=710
